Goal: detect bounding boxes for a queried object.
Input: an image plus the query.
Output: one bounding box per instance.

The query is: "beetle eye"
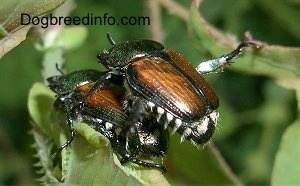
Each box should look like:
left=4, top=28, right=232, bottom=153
left=96, top=54, right=101, bottom=60
left=97, top=53, right=110, bottom=65
left=97, top=50, right=110, bottom=62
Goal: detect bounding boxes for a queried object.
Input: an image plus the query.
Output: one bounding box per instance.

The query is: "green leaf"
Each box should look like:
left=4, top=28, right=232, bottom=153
left=0, top=0, right=67, bottom=59
left=28, top=83, right=169, bottom=185
left=28, top=82, right=61, bottom=183
left=30, top=129, right=60, bottom=184
left=188, top=0, right=300, bottom=92
left=57, top=26, right=88, bottom=51
left=0, top=25, right=31, bottom=59
left=188, top=0, right=240, bottom=56
left=63, top=122, right=169, bottom=185
left=28, top=82, right=57, bottom=136
left=188, top=1, right=300, bottom=184
left=272, top=120, right=300, bottom=185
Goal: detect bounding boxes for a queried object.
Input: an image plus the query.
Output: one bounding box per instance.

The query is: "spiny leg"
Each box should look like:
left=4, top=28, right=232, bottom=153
left=196, top=42, right=257, bottom=74
left=122, top=98, right=147, bottom=151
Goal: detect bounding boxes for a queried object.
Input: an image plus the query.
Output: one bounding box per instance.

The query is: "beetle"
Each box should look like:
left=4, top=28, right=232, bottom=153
left=47, top=69, right=169, bottom=171
left=47, top=68, right=108, bottom=150
left=73, top=75, right=169, bottom=159
left=97, top=34, right=255, bottom=146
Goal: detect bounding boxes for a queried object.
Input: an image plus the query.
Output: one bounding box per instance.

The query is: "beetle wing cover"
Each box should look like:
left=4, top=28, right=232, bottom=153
left=166, top=49, right=219, bottom=110
left=126, top=57, right=208, bottom=122
left=77, top=83, right=126, bottom=127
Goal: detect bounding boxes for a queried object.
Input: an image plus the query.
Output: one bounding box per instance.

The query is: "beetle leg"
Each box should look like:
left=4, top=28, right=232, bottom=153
left=196, top=42, right=257, bottom=74
left=53, top=96, right=85, bottom=157
left=120, top=154, right=167, bottom=173
left=86, top=71, right=113, bottom=95
left=129, top=158, right=167, bottom=173
left=55, top=129, right=76, bottom=154
left=52, top=116, right=77, bottom=158
left=123, top=98, right=146, bottom=148
left=125, top=124, right=140, bottom=152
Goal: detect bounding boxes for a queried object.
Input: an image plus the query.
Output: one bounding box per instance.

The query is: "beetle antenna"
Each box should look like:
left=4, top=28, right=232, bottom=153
left=196, top=42, right=257, bottom=74
left=55, top=63, right=65, bottom=75
left=107, top=33, right=116, bottom=45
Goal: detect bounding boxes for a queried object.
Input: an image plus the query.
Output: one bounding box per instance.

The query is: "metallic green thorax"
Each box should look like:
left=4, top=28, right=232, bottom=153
left=47, top=69, right=105, bottom=95
left=98, top=40, right=166, bottom=68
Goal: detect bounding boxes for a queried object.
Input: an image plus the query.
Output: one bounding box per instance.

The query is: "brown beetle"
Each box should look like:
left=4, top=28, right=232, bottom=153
left=48, top=69, right=169, bottom=171
left=97, top=34, right=255, bottom=146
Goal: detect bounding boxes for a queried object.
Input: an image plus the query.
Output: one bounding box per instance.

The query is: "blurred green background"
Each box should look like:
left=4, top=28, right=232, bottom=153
left=0, top=0, right=299, bottom=185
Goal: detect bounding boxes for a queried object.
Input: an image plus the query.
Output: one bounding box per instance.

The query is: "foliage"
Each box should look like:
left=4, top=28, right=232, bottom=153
left=0, top=0, right=299, bottom=185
